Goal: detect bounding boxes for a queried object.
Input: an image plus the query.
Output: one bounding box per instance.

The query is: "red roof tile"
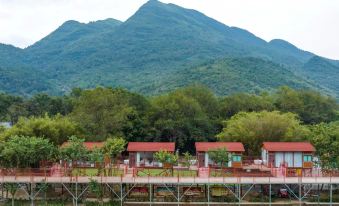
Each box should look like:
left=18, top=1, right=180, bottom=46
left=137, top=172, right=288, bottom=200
left=61, top=142, right=104, bottom=151
left=195, top=142, right=245, bottom=152
left=127, top=142, right=175, bottom=152
left=262, top=142, right=315, bottom=152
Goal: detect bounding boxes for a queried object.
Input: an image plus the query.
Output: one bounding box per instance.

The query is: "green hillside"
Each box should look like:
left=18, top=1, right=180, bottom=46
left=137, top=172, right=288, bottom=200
left=158, top=57, right=318, bottom=95
left=0, top=0, right=338, bottom=97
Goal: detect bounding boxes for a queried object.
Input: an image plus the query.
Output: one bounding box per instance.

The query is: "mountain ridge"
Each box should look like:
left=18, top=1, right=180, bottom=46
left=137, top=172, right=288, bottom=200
left=0, top=0, right=338, bottom=97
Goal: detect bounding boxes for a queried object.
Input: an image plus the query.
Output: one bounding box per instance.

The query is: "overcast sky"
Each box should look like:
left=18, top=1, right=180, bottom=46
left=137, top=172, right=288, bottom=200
left=0, top=0, right=338, bottom=59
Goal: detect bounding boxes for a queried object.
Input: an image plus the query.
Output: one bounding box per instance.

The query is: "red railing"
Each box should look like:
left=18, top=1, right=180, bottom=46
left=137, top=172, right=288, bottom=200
left=1, top=166, right=338, bottom=179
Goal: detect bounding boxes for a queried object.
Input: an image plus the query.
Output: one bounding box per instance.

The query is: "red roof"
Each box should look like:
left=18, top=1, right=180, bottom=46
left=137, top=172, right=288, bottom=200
left=127, top=142, right=175, bottom=152
left=262, top=142, right=315, bottom=152
left=61, top=142, right=104, bottom=151
left=195, top=142, right=245, bottom=152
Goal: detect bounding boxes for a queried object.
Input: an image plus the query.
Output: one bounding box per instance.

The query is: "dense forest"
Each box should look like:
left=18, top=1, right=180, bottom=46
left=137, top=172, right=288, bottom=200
left=0, top=85, right=338, bottom=168
left=0, top=0, right=338, bottom=97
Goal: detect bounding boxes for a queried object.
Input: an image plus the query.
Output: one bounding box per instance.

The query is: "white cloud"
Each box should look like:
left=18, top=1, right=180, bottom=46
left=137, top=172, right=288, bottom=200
left=0, top=0, right=338, bottom=59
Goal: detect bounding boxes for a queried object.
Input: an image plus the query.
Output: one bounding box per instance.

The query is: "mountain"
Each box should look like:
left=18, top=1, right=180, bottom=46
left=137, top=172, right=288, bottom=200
left=300, top=56, right=339, bottom=94
left=0, top=0, right=338, bottom=97
left=156, top=57, right=318, bottom=95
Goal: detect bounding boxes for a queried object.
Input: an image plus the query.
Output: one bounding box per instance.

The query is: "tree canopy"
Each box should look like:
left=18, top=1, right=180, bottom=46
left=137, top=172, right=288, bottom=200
left=0, top=136, right=57, bottom=168
left=0, top=115, right=80, bottom=145
left=217, top=111, right=309, bottom=155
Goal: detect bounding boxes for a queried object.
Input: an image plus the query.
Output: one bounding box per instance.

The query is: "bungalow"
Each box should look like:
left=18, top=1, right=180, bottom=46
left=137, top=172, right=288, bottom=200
left=195, top=142, right=245, bottom=168
left=261, top=142, right=315, bottom=168
left=127, top=142, right=175, bottom=168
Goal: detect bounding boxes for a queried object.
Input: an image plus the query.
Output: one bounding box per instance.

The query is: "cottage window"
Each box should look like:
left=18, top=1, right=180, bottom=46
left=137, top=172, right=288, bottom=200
left=232, top=155, right=241, bottom=162
left=303, top=155, right=312, bottom=162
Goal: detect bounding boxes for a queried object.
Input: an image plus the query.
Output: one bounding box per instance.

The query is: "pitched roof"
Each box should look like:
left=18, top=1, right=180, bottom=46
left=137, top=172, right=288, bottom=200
left=195, top=142, right=245, bottom=152
left=262, top=142, right=315, bottom=152
left=61, top=142, right=104, bottom=151
left=127, top=142, right=175, bottom=152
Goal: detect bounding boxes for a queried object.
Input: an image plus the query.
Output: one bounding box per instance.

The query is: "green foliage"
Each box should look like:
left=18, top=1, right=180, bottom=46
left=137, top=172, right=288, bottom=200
left=220, top=92, right=274, bottom=119
left=308, top=122, right=339, bottom=168
left=208, top=147, right=229, bottom=168
left=149, top=87, right=219, bottom=152
left=154, top=150, right=179, bottom=165
left=217, top=111, right=309, bottom=155
left=88, top=178, right=104, bottom=205
left=103, top=136, right=126, bottom=159
left=275, top=86, right=338, bottom=124
left=182, top=152, right=195, bottom=168
left=0, top=1, right=338, bottom=97
left=0, top=115, right=80, bottom=145
left=60, top=136, right=88, bottom=161
left=70, top=87, right=149, bottom=141
left=0, top=136, right=57, bottom=167
left=88, top=147, right=104, bottom=163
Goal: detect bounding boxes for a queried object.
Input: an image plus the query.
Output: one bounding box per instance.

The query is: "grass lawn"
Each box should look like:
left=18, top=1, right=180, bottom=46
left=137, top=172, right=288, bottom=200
left=209, top=169, right=234, bottom=177
left=136, top=168, right=197, bottom=177
left=72, top=168, right=124, bottom=177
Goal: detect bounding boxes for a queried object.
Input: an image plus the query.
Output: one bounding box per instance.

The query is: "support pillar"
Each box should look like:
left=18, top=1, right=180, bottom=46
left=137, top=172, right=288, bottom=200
left=120, top=183, right=123, bottom=206
left=207, top=184, right=210, bottom=206
left=269, top=184, right=272, bottom=206
left=299, top=183, right=302, bottom=206
left=330, top=184, right=332, bottom=206
left=149, top=183, right=152, bottom=206
left=75, top=182, right=78, bottom=206
left=30, top=183, right=34, bottom=206
left=177, top=184, right=180, bottom=206
left=238, top=184, right=241, bottom=206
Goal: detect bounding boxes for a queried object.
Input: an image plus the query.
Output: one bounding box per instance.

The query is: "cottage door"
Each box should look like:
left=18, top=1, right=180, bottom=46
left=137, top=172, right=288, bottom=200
left=129, top=152, right=136, bottom=168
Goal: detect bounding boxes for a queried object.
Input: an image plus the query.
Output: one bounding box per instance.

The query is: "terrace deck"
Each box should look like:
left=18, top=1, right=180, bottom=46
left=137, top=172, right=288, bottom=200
left=1, top=175, right=339, bottom=184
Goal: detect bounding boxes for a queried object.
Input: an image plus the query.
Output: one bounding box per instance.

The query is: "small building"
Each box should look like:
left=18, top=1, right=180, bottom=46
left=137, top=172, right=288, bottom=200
left=261, top=142, right=315, bottom=168
left=127, top=142, right=175, bottom=168
left=0, top=122, right=12, bottom=129
left=195, top=142, right=245, bottom=168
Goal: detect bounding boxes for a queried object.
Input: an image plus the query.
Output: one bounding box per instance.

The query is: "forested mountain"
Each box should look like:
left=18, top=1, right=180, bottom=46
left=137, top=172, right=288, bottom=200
left=0, top=0, right=338, bottom=97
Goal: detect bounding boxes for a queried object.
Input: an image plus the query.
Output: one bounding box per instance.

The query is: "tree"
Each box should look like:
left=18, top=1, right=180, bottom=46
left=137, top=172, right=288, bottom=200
left=4, top=183, right=19, bottom=206
left=0, top=136, right=57, bottom=168
left=220, top=92, right=274, bottom=119
left=274, top=86, right=338, bottom=124
left=308, top=122, right=339, bottom=169
left=103, top=136, right=126, bottom=161
left=178, top=85, right=220, bottom=118
left=149, top=91, right=217, bottom=152
left=154, top=150, right=179, bottom=166
left=0, top=114, right=80, bottom=145
left=25, top=93, right=73, bottom=117
left=60, top=136, right=88, bottom=163
left=217, top=111, right=309, bottom=155
left=0, top=93, right=23, bottom=122
left=208, top=147, right=230, bottom=169
left=70, top=87, right=149, bottom=141
left=182, top=152, right=195, bottom=169
left=88, top=147, right=105, bottom=163
left=89, top=178, right=104, bottom=205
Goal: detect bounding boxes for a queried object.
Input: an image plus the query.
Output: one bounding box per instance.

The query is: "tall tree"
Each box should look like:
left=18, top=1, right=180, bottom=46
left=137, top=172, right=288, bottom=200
left=70, top=87, right=149, bottom=141
left=0, top=136, right=57, bottom=168
left=308, top=122, right=339, bottom=168
left=217, top=111, right=309, bottom=155
left=274, top=86, right=338, bottom=124
left=149, top=91, right=216, bottom=152
left=220, top=92, right=274, bottom=119
left=0, top=114, right=80, bottom=145
left=60, top=136, right=88, bottom=162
